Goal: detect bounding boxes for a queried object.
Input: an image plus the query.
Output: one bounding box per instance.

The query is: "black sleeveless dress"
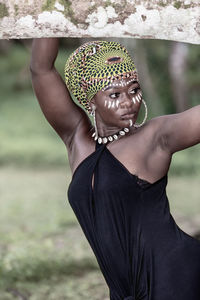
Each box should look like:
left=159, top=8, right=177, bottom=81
left=67, top=140, right=200, bottom=300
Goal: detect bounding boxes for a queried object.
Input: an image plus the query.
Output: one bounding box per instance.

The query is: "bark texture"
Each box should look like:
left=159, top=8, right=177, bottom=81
left=0, top=0, right=200, bottom=43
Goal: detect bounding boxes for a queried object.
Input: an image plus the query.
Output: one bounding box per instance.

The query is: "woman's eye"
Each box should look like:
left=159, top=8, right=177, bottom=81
left=109, top=93, right=120, bottom=99
left=130, top=88, right=137, bottom=94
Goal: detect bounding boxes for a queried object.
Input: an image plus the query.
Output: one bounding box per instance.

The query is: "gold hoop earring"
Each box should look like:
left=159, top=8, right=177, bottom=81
left=134, top=99, right=148, bottom=128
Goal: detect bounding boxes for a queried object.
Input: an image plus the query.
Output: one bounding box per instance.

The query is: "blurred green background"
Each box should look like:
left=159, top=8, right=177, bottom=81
left=0, top=38, right=199, bottom=299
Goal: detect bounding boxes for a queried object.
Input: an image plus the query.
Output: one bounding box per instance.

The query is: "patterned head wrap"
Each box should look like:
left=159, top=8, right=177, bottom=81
left=64, top=40, right=138, bottom=114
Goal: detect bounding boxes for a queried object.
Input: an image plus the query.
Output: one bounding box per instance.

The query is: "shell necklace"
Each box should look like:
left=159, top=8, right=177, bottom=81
left=92, top=119, right=133, bottom=144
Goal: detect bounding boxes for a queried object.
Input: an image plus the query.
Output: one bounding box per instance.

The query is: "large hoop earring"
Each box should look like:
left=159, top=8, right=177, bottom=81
left=134, top=99, right=148, bottom=128
left=91, top=107, right=98, bottom=139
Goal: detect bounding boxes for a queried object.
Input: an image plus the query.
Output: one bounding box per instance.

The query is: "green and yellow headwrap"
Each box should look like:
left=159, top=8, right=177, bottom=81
left=64, top=40, right=138, bottom=114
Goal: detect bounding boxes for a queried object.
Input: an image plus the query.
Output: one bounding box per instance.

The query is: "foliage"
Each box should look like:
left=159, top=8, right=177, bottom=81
left=0, top=167, right=108, bottom=299
left=141, top=39, right=200, bottom=113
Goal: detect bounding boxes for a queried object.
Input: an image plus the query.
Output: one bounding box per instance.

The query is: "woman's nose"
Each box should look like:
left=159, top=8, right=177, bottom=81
left=120, top=95, right=133, bottom=109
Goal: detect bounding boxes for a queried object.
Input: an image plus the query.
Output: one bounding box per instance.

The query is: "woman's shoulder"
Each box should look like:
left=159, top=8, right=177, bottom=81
left=129, top=115, right=167, bottom=150
left=144, top=115, right=167, bottom=129
left=140, top=115, right=168, bottom=139
left=131, top=116, right=160, bottom=138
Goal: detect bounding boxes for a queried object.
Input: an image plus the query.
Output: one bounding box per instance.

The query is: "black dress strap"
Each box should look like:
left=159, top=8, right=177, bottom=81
left=95, top=139, right=105, bottom=150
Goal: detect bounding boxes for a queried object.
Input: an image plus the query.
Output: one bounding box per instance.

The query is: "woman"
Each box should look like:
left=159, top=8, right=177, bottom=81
left=31, top=38, right=200, bottom=300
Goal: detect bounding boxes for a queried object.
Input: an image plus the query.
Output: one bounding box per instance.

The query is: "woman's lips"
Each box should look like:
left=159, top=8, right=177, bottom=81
left=121, top=113, right=135, bottom=120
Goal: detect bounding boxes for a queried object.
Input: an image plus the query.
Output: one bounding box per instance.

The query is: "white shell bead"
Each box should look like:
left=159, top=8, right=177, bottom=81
left=108, top=136, right=113, bottom=141
left=124, top=128, right=129, bottom=132
left=98, top=137, right=102, bottom=144
left=103, top=137, right=108, bottom=144
left=113, top=135, right=118, bottom=140
left=92, top=132, right=96, bottom=137
left=119, top=130, right=125, bottom=135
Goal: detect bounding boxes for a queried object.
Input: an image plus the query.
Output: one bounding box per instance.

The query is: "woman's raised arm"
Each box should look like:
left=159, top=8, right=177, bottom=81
left=30, top=38, right=91, bottom=147
left=155, top=105, right=200, bottom=154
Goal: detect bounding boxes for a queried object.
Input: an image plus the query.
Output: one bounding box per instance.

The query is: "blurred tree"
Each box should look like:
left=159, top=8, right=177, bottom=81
left=0, top=40, right=12, bottom=54
left=133, top=39, right=164, bottom=116
left=168, top=42, right=189, bottom=112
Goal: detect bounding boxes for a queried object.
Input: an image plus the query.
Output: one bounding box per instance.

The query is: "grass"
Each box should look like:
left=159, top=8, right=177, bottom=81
left=168, top=174, right=200, bottom=217
left=0, top=92, right=68, bottom=167
left=0, top=166, right=200, bottom=299
left=0, top=166, right=109, bottom=299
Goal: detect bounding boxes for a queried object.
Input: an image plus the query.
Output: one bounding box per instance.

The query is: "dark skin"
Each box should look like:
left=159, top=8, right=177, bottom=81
left=30, top=38, right=200, bottom=186
left=90, top=81, right=142, bottom=136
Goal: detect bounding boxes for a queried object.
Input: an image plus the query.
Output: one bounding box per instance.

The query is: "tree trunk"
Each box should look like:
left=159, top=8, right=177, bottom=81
left=0, top=0, right=199, bottom=43
left=133, top=39, right=164, bottom=116
left=168, top=41, right=189, bottom=112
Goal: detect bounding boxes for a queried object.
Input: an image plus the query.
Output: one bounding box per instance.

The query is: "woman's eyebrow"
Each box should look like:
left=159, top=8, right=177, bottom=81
left=104, top=86, right=117, bottom=91
left=103, top=80, right=139, bottom=92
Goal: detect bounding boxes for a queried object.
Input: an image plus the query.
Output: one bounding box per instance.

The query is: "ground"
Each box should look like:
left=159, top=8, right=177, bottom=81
left=0, top=166, right=199, bottom=299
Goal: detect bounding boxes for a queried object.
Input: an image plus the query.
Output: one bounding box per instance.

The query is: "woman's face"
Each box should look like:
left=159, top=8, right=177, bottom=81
left=90, top=78, right=142, bottom=130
